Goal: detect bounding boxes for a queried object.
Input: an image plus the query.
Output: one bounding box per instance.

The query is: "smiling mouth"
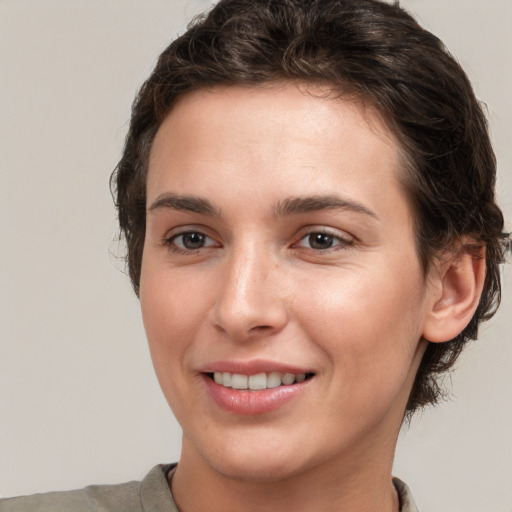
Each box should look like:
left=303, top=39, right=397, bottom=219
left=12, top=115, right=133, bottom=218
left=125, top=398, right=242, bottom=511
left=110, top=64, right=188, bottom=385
left=207, top=371, right=315, bottom=390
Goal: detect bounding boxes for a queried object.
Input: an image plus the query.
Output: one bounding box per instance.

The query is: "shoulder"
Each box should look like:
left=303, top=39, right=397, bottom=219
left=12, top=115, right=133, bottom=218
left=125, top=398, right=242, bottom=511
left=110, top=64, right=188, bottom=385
left=0, top=464, right=177, bottom=512
left=0, top=480, right=141, bottom=512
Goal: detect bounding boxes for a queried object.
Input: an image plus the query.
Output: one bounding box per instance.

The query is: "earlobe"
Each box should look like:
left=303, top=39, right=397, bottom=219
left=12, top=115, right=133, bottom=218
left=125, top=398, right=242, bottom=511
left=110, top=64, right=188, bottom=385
left=422, top=245, right=486, bottom=343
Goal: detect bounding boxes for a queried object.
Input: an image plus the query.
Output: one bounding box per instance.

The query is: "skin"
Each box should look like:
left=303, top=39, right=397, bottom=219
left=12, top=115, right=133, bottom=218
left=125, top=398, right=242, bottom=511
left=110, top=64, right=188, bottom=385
left=139, top=83, right=481, bottom=512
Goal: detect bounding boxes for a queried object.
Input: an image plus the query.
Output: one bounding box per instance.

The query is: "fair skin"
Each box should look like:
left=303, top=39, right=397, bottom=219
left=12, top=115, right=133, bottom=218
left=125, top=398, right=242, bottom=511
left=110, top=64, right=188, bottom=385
left=140, top=83, right=485, bottom=512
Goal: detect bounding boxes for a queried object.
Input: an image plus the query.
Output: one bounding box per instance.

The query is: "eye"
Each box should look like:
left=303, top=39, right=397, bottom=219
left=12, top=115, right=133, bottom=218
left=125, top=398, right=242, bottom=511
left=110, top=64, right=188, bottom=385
left=297, top=231, right=352, bottom=251
left=166, top=231, right=218, bottom=251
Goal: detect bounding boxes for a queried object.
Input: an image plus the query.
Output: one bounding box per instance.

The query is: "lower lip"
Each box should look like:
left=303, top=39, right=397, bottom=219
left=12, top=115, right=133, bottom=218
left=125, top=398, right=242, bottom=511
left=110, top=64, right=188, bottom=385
left=202, top=375, right=312, bottom=415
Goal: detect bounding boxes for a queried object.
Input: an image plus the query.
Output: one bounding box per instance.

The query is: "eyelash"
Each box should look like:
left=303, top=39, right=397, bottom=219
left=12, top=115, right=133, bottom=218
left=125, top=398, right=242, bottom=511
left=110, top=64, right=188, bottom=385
left=163, top=229, right=354, bottom=254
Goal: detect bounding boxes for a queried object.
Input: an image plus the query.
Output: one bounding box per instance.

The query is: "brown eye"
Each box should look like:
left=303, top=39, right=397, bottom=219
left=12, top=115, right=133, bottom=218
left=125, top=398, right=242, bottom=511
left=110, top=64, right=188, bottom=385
left=168, top=231, right=216, bottom=250
left=297, top=231, right=353, bottom=251
left=308, top=233, right=335, bottom=250
left=181, top=232, right=206, bottom=249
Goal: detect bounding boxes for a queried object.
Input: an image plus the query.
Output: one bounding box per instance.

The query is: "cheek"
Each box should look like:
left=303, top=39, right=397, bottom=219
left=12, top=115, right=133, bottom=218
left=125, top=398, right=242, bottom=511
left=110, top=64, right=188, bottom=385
left=140, top=262, right=210, bottom=341
left=139, top=275, right=210, bottom=429
left=295, top=264, right=426, bottom=403
left=139, top=265, right=206, bottom=397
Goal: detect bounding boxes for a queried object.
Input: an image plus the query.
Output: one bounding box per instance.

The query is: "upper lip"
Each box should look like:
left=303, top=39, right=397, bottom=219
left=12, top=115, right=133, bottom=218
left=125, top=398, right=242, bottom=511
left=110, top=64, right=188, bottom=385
left=198, top=359, right=314, bottom=375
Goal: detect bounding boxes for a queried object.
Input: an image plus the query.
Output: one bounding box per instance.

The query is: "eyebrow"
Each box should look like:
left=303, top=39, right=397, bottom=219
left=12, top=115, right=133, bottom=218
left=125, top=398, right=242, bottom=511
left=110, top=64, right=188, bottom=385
left=148, top=192, right=378, bottom=220
left=273, top=194, right=379, bottom=219
left=148, top=193, right=219, bottom=216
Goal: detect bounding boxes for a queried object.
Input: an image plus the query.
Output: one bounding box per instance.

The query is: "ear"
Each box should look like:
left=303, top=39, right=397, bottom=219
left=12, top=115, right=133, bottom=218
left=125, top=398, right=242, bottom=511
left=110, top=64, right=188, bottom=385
left=422, top=244, right=486, bottom=343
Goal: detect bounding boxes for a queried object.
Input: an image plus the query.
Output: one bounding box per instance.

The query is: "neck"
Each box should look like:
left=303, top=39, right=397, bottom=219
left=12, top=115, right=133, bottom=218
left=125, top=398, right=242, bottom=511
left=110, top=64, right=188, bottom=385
left=171, top=434, right=401, bottom=512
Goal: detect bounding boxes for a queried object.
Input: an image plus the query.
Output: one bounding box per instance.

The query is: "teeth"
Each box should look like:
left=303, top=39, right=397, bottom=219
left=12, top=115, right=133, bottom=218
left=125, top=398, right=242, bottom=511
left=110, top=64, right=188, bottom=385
left=222, top=372, right=232, bottom=387
left=212, top=371, right=310, bottom=390
left=231, top=374, right=248, bottom=389
left=281, top=373, right=295, bottom=385
left=248, top=373, right=267, bottom=390
left=267, top=372, right=282, bottom=389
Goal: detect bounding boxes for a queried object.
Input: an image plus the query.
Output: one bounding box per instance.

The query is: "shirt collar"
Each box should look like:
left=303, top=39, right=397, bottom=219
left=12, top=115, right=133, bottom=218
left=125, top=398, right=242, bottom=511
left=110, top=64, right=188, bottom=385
left=141, top=465, right=420, bottom=512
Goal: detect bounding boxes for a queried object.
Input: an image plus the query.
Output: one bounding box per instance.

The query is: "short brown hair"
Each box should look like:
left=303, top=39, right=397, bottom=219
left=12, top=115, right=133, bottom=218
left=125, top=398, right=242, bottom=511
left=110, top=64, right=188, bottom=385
left=112, top=0, right=507, bottom=413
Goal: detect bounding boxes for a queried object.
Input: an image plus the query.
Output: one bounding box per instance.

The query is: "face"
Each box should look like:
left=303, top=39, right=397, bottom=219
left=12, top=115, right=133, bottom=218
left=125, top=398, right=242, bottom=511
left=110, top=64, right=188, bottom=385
left=140, top=83, right=432, bottom=482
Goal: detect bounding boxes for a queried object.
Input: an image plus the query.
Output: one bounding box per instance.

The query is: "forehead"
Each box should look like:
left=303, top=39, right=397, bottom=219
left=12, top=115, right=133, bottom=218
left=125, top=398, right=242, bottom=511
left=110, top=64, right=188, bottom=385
left=153, top=82, right=397, bottom=148
left=147, top=82, right=410, bottom=225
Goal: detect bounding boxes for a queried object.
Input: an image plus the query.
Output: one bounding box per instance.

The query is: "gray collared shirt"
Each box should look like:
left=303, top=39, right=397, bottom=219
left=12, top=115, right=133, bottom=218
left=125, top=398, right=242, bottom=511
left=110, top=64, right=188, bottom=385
left=0, top=465, right=419, bottom=512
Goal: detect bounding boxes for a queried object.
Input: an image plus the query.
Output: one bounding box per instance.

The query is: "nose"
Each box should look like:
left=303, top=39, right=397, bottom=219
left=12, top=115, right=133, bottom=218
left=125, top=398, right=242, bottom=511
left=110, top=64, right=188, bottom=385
left=210, top=243, right=289, bottom=341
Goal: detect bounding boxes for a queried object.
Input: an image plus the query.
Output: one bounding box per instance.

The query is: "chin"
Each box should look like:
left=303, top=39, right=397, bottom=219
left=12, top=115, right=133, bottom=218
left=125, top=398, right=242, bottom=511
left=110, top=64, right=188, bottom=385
left=208, top=454, right=307, bottom=484
left=186, top=428, right=314, bottom=483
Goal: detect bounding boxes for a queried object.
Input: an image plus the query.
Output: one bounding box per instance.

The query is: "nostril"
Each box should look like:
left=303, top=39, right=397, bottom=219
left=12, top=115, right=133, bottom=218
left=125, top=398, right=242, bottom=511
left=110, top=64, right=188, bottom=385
left=249, top=325, right=273, bottom=333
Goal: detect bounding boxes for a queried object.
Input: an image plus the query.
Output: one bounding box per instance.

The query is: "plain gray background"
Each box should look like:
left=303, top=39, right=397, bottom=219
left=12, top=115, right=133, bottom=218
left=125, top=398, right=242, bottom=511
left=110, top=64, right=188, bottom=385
left=1, top=1, right=511, bottom=510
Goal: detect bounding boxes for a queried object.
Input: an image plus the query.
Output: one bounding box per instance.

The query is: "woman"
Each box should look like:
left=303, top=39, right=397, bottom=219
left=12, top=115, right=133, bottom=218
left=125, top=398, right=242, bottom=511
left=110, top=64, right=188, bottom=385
left=2, top=0, right=509, bottom=510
